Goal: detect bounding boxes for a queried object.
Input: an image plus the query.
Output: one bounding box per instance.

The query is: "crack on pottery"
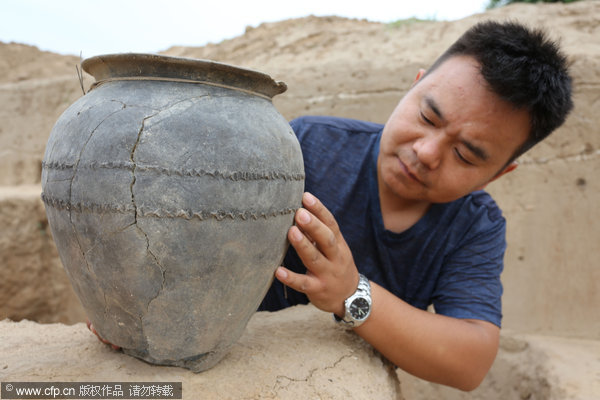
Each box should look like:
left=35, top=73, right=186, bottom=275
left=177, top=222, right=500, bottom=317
left=81, top=222, right=137, bottom=259
left=67, top=102, right=126, bottom=224
left=59, top=101, right=128, bottom=287
left=160, top=93, right=212, bottom=112
left=103, top=291, right=109, bottom=320
left=61, top=99, right=125, bottom=323
left=129, top=111, right=167, bottom=345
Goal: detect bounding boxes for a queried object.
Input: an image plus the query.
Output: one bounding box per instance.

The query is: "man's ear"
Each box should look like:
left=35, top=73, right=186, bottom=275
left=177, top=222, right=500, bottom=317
left=412, top=69, right=426, bottom=86
left=475, top=161, right=518, bottom=190
left=494, top=161, right=518, bottom=181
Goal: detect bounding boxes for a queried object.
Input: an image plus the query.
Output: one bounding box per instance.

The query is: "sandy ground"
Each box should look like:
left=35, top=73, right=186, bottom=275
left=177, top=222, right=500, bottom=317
left=2, top=305, right=598, bottom=399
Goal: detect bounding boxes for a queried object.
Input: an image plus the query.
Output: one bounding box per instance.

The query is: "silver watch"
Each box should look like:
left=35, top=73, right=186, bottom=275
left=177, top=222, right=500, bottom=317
left=334, top=274, right=372, bottom=328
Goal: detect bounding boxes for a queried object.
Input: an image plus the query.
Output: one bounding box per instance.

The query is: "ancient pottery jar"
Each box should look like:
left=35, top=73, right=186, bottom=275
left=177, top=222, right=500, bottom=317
left=41, top=54, right=304, bottom=372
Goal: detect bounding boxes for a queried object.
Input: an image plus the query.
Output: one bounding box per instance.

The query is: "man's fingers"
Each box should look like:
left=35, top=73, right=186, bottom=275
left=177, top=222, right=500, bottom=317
left=275, top=266, right=318, bottom=295
left=87, top=319, right=121, bottom=350
left=293, top=207, right=338, bottom=261
left=288, top=225, right=327, bottom=273
left=302, top=192, right=341, bottom=236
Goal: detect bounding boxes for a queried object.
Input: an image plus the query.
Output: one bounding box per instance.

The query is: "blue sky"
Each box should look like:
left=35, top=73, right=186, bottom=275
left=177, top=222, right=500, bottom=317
left=1, top=0, right=488, bottom=57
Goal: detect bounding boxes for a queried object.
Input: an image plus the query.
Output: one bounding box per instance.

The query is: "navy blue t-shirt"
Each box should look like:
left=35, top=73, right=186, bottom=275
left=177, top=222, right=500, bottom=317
left=259, top=116, right=505, bottom=327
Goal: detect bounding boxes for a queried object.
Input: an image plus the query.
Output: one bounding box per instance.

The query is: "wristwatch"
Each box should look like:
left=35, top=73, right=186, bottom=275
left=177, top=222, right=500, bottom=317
left=333, top=274, right=372, bottom=328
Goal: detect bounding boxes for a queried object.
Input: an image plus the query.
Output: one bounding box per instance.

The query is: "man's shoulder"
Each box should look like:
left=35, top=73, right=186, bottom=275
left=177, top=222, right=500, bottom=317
left=463, top=190, right=504, bottom=222
left=290, top=115, right=384, bottom=136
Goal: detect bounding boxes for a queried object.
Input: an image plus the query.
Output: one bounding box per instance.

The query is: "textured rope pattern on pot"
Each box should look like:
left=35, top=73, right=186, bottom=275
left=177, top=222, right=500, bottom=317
left=41, top=193, right=296, bottom=221
left=42, top=161, right=305, bottom=181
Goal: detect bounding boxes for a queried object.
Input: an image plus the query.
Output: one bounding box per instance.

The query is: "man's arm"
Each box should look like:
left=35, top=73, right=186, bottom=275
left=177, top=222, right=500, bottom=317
left=356, top=283, right=499, bottom=390
left=276, top=192, right=499, bottom=391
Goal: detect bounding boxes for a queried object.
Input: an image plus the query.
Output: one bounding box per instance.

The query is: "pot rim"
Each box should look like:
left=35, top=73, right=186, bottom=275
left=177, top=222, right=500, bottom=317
left=81, top=53, right=287, bottom=98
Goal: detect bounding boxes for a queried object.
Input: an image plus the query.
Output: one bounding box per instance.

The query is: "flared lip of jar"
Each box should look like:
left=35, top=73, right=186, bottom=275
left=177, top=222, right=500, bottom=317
left=81, top=53, right=287, bottom=99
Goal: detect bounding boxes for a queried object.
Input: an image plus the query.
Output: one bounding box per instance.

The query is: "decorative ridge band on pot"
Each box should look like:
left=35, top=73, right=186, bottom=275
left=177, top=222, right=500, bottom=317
left=41, top=161, right=305, bottom=181
left=41, top=193, right=297, bottom=221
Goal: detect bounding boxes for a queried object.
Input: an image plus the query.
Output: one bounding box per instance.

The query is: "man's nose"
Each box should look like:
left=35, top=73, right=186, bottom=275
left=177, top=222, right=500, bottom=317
left=412, top=134, right=443, bottom=170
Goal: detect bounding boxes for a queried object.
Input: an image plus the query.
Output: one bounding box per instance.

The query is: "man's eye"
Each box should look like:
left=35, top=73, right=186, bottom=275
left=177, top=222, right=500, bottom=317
left=420, top=112, right=434, bottom=126
left=454, top=148, right=474, bottom=165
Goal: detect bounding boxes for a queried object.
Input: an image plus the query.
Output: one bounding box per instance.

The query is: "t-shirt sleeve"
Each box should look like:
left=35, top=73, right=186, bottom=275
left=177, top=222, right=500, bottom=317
left=289, top=117, right=310, bottom=141
left=431, top=211, right=506, bottom=327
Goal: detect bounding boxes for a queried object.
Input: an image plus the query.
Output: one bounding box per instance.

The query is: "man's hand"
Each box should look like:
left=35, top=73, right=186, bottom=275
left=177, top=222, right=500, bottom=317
left=86, top=319, right=121, bottom=351
left=275, top=192, right=359, bottom=316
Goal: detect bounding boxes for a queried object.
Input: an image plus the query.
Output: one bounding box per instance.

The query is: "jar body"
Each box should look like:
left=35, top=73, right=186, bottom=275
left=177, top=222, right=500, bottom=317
left=41, top=55, right=304, bottom=371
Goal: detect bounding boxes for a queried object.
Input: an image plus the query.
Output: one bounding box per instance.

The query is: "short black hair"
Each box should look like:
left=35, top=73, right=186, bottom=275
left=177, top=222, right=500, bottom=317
left=427, top=20, right=573, bottom=161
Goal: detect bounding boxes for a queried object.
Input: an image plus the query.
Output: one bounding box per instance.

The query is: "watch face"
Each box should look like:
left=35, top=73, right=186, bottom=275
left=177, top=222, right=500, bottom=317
left=349, top=297, right=370, bottom=320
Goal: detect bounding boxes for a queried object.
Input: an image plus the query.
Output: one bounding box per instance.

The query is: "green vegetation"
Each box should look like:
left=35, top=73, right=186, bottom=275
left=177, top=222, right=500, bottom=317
left=387, top=17, right=436, bottom=29
left=487, top=0, right=582, bottom=9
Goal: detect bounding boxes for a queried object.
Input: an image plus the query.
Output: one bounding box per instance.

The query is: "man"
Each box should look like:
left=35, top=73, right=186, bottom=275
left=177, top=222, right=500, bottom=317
left=258, top=20, right=573, bottom=390
left=90, top=20, right=572, bottom=391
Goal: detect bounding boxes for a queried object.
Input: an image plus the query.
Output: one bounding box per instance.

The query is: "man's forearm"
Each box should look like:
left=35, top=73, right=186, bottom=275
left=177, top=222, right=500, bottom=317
left=355, top=282, right=500, bottom=391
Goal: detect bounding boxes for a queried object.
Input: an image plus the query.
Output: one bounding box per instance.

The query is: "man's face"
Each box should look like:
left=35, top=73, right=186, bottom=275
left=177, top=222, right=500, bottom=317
left=378, top=55, right=530, bottom=205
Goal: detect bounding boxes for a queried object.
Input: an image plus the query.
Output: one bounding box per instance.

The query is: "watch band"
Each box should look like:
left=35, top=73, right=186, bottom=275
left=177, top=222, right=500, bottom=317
left=333, top=273, right=372, bottom=328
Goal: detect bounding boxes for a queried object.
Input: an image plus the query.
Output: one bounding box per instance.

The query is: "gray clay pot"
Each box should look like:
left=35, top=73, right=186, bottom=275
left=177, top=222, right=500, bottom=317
left=41, top=54, right=304, bottom=372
